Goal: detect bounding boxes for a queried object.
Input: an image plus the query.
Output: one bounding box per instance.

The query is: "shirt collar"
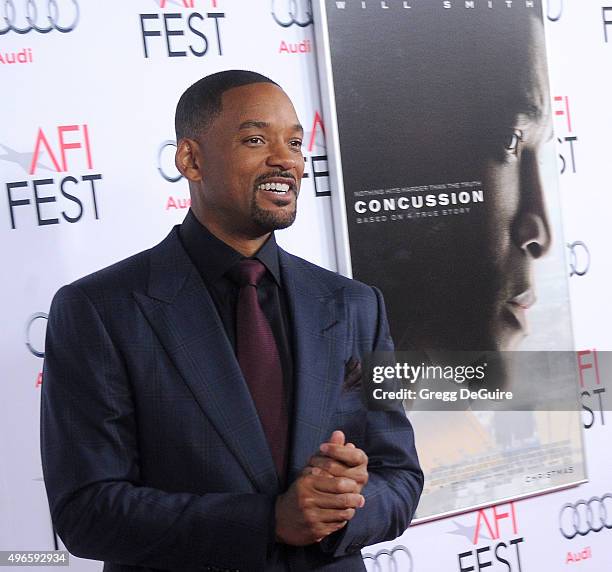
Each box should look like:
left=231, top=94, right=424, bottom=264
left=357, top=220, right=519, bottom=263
left=179, top=209, right=281, bottom=285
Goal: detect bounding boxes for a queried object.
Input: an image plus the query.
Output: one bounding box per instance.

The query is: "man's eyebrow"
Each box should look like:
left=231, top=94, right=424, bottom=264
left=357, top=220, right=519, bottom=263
left=509, top=104, right=543, bottom=130
left=516, top=90, right=545, bottom=121
left=238, top=120, right=269, bottom=130
left=520, top=103, right=543, bottom=121
left=238, top=120, right=304, bottom=134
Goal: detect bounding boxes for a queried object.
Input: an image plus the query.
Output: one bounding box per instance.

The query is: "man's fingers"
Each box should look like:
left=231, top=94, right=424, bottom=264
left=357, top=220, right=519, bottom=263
left=301, top=466, right=320, bottom=477
left=310, top=467, right=333, bottom=478
left=277, top=472, right=359, bottom=547
left=309, top=456, right=368, bottom=485
left=316, top=508, right=357, bottom=523
left=306, top=490, right=365, bottom=509
left=318, top=443, right=368, bottom=467
left=309, top=456, right=343, bottom=476
left=327, top=430, right=345, bottom=446
left=308, top=474, right=360, bottom=494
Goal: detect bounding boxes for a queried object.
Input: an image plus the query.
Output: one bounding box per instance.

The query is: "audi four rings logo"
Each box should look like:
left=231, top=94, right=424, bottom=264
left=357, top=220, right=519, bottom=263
left=25, top=312, right=48, bottom=358
left=547, top=0, right=563, bottom=21
left=0, top=0, right=79, bottom=35
left=158, top=140, right=182, bottom=183
left=567, top=241, right=590, bottom=277
left=362, top=545, right=413, bottom=572
left=271, top=0, right=312, bottom=28
left=559, top=494, right=612, bottom=539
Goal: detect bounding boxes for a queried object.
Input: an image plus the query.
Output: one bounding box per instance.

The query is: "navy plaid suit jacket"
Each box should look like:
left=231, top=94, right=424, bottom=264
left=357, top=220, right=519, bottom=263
left=41, top=226, right=423, bottom=571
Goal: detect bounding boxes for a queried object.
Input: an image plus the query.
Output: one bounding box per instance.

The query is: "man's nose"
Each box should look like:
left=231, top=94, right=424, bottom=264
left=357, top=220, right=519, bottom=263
left=266, top=142, right=302, bottom=172
left=512, top=149, right=552, bottom=259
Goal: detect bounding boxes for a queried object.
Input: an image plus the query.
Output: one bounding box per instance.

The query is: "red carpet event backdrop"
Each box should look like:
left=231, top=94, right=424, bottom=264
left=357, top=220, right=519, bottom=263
left=1, top=1, right=611, bottom=570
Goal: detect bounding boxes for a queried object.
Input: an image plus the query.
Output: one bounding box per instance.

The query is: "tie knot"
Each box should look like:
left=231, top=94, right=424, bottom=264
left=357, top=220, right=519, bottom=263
left=228, top=259, right=267, bottom=287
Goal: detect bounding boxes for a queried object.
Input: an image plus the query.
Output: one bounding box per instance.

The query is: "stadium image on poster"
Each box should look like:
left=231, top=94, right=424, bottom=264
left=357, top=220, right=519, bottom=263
left=313, top=1, right=586, bottom=521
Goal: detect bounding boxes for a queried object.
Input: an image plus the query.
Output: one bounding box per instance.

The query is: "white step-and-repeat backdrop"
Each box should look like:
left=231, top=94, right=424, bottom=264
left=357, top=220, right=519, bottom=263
left=1, top=1, right=610, bottom=570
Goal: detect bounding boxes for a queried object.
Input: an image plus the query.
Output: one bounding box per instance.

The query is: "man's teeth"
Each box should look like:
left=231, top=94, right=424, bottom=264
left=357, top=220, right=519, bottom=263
left=258, top=182, right=290, bottom=193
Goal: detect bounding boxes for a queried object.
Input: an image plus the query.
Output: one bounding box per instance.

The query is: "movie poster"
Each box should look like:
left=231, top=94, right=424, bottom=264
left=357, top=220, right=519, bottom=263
left=314, top=0, right=586, bottom=520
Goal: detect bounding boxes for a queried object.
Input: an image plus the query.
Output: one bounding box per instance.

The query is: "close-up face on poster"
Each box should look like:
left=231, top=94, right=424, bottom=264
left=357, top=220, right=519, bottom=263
left=314, top=0, right=586, bottom=521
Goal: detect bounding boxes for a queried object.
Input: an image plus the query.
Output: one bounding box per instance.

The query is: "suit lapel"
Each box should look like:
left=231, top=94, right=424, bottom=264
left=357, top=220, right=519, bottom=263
left=134, top=228, right=279, bottom=495
left=280, top=251, right=347, bottom=482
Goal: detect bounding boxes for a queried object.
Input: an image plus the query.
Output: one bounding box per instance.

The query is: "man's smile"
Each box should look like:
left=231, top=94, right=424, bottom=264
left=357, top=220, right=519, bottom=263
left=257, top=181, right=291, bottom=193
left=255, top=175, right=298, bottom=205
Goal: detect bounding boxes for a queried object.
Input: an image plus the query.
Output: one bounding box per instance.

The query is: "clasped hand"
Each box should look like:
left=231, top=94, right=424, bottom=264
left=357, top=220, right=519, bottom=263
left=275, top=430, right=369, bottom=546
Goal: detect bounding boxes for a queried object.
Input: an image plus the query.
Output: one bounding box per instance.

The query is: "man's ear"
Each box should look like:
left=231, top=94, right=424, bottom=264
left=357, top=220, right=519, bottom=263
left=175, top=138, right=202, bottom=182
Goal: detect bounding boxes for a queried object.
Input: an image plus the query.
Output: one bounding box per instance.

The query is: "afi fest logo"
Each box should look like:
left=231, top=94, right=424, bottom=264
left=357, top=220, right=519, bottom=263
left=2, top=124, right=103, bottom=229
left=604, top=6, right=612, bottom=43
left=139, top=0, right=225, bottom=59
left=553, top=95, right=579, bottom=175
left=0, top=0, right=79, bottom=35
left=158, top=110, right=329, bottom=211
left=451, top=502, right=525, bottom=572
left=302, top=110, right=329, bottom=196
left=362, top=545, right=413, bottom=572
left=577, top=348, right=606, bottom=430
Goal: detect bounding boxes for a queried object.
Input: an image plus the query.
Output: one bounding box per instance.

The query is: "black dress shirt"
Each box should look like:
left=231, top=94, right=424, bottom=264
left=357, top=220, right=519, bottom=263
left=178, top=209, right=294, bottom=423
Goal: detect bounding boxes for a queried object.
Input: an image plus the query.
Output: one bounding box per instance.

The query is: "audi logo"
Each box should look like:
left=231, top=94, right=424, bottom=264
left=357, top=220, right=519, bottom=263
left=547, top=0, right=563, bottom=22
left=25, top=312, right=48, bottom=358
left=157, top=140, right=182, bottom=183
left=0, top=0, right=79, bottom=35
left=362, top=545, right=413, bottom=572
left=567, top=240, right=590, bottom=277
left=559, top=494, right=612, bottom=539
left=271, top=0, right=312, bottom=28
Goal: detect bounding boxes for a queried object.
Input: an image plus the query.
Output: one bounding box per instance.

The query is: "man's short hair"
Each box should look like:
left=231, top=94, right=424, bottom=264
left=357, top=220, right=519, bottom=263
left=175, top=70, right=279, bottom=141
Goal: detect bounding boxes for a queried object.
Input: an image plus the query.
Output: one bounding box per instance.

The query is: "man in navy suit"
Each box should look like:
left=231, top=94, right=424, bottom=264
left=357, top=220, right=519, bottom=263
left=41, top=70, right=423, bottom=571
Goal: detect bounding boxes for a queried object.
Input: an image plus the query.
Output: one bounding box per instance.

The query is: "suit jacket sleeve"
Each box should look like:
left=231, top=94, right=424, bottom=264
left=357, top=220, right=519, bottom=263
left=41, top=283, right=273, bottom=572
left=321, top=285, right=424, bottom=557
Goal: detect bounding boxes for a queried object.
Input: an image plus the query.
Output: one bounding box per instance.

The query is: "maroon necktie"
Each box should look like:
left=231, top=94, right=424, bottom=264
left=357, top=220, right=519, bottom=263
left=229, top=259, right=287, bottom=477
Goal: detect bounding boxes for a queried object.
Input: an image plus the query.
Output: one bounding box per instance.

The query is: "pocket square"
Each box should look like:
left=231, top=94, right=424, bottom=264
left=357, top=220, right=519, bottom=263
left=343, top=356, right=362, bottom=393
